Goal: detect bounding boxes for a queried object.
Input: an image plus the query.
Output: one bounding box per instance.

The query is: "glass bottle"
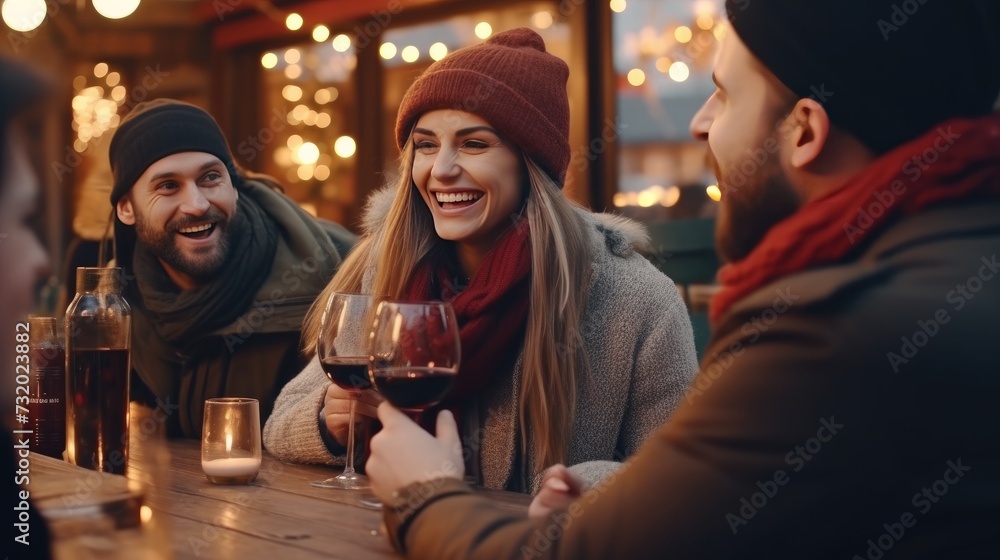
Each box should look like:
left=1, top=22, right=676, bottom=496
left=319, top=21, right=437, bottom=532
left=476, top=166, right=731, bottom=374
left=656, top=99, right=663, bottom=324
left=65, top=267, right=132, bottom=474
left=27, top=315, right=65, bottom=459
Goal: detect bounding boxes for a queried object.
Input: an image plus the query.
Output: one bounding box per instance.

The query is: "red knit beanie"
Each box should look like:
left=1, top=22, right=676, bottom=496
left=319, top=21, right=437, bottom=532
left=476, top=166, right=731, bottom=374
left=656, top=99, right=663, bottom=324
left=395, top=27, right=570, bottom=185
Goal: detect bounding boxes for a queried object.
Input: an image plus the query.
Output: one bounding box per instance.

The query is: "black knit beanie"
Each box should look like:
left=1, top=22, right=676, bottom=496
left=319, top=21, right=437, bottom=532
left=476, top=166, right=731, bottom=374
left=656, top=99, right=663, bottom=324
left=726, top=0, right=1000, bottom=154
left=109, top=99, right=239, bottom=205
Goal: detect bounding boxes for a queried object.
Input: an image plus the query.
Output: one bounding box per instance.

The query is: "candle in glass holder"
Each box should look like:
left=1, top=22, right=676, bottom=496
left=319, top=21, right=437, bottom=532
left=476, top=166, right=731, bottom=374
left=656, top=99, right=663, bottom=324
left=201, top=398, right=262, bottom=485
left=201, top=457, right=262, bottom=482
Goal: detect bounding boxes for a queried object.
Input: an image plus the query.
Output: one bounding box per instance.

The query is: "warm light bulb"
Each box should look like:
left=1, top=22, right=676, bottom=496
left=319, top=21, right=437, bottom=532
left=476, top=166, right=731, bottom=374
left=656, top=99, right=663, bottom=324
left=532, top=11, right=553, bottom=30
left=668, top=61, right=690, bottom=82
left=332, top=34, right=351, bottom=52
left=706, top=185, right=721, bottom=201
left=401, top=45, right=419, bottom=63
left=312, top=25, right=329, bottom=42
left=261, top=52, right=278, bottom=69
left=609, top=0, right=626, bottom=14
left=627, top=68, right=646, bottom=87
left=429, top=42, right=448, bottom=61
left=92, top=0, right=140, bottom=20
left=298, top=142, right=320, bottom=165
left=379, top=42, right=397, bottom=59
left=674, top=26, right=692, bottom=44
left=281, top=85, right=302, bottom=102
left=637, top=189, right=658, bottom=208
left=2, top=0, right=47, bottom=32
left=660, top=186, right=681, bottom=207
left=475, top=22, right=492, bottom=39
left=286, top=13, right=303, bottom=31
left=334, top=136, right=356, bottom=158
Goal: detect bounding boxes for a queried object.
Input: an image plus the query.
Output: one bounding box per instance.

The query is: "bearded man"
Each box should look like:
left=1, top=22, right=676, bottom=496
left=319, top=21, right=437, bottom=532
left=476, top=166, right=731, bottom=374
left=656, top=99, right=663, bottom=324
left=110, top=100, right=354, bottom=437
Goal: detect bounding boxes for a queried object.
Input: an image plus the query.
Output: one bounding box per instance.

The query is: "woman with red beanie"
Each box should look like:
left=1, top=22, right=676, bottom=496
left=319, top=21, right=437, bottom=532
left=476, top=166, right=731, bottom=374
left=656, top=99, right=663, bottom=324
left=264, top=28, right=698, bottom=495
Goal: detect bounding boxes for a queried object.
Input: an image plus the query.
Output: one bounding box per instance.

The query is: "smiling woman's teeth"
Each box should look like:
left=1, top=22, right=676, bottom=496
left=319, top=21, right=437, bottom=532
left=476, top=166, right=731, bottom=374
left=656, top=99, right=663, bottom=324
left=179, top=224, right=213, bottom=234
left=435, top=192, right=483, bottom=203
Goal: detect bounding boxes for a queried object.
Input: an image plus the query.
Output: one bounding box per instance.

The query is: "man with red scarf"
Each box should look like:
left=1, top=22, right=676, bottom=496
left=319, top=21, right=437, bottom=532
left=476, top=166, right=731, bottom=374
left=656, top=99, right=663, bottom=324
left=363, top=0, right=1000, bottom=558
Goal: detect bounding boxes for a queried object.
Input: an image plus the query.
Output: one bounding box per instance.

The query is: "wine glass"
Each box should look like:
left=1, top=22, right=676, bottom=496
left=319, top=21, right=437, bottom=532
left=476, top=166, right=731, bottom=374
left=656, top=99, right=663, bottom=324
left=367, top=301, right=461, bottom=424
left=310, top=292, right=375, bottom=490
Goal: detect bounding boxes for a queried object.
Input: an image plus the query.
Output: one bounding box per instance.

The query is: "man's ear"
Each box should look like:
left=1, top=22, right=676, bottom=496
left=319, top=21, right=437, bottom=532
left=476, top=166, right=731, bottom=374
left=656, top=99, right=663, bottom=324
left=116, top=197, right=136, bottom=226
left=783, top=98, right=831, bottom=170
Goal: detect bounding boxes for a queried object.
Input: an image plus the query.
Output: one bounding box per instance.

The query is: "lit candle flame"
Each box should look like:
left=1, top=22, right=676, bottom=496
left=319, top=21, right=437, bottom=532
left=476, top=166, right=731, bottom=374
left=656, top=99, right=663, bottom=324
left=225, top=431, right=232, bottom=453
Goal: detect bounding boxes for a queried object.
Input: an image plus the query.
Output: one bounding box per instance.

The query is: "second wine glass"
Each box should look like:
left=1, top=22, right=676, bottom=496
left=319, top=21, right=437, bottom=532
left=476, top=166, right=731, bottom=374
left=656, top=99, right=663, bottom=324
left=310, top=292, right=374, bottom=490
left=368, top=301, right=461, bottom=424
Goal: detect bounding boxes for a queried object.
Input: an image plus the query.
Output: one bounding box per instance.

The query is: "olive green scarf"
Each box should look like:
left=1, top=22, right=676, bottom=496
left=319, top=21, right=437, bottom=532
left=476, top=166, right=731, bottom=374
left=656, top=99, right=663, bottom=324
left=126, top=179, right=342, bottom=435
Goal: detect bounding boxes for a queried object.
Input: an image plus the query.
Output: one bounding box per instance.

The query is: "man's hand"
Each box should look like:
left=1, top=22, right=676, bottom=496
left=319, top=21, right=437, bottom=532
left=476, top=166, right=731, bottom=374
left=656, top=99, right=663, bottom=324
left=528, top=464, right=587, bottom=518
left=323, top=384, right=381, bottom=447
left=366, top=403, right=465, bottom=503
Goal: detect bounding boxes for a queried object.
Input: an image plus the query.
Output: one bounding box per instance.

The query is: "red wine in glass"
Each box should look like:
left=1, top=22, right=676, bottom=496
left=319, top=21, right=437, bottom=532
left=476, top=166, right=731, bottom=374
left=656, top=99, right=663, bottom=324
left=320, top=357, right=373, bottom=392
left=367, top=300, right=461, bottom=423
left=370, top=365, right=455, bottom=411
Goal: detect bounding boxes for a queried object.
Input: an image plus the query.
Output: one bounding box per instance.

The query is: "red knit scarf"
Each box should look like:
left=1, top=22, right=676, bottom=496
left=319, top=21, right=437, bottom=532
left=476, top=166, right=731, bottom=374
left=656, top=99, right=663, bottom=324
left=405, top=220, right=532, bottom=422
left=711, top=112, right=1000, bottom=325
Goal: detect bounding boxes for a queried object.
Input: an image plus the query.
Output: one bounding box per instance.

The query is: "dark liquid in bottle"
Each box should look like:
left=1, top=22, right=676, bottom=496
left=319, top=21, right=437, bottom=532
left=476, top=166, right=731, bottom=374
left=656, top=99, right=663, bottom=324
left=371, top=366, right=456, bottom=410
left=29, top=343, right=65, bottom=459
left=320, top=357, right=372, bottom=392
left=67, top=348, right=131, bottom=474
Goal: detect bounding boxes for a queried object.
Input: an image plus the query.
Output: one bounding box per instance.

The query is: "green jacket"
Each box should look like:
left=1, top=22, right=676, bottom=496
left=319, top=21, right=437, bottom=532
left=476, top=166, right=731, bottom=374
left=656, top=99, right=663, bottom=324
left=129, top=180, right=355, bottom=437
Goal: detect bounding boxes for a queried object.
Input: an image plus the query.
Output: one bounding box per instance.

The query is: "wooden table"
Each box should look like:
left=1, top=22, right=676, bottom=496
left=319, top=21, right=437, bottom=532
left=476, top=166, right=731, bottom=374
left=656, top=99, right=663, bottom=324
left=32, top=437, right=530, bottom=559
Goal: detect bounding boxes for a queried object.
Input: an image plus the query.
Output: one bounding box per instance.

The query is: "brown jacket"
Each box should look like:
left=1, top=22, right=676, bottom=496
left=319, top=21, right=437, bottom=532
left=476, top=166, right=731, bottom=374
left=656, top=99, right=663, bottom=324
left=386, top=199, right=1000, bottom=559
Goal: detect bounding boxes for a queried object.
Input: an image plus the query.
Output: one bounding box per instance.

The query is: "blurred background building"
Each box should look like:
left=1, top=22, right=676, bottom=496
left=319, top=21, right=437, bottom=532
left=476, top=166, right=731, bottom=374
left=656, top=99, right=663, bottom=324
left=4, top=0, right=723, bottom=346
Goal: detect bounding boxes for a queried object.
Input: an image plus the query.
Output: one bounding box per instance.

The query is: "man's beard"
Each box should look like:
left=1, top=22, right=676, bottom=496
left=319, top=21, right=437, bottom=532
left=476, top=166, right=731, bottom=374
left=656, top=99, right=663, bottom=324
left=708, top=149, right=801, bottom=264
left=134, top=207, right=240, bottom=283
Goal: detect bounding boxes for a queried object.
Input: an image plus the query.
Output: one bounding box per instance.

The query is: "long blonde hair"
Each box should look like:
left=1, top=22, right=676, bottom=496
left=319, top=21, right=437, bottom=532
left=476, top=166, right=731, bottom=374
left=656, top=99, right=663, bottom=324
left=302, top=142, right=592, bottom=471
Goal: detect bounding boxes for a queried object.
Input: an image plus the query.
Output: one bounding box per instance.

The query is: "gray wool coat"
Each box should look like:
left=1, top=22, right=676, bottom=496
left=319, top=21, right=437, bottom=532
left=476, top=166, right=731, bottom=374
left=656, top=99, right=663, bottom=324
left=263, top=189, right=698, bottom=493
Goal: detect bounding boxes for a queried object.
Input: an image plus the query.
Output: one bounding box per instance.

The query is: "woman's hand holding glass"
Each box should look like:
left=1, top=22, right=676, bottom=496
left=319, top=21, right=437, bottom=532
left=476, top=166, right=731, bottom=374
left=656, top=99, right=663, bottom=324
left=322, top=384, right=381, bottom=448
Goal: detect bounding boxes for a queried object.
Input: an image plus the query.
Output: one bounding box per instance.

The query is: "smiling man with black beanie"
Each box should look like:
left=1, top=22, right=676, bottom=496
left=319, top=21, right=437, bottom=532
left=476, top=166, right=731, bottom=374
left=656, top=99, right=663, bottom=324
left=109, top=99, right=354, bottom=438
